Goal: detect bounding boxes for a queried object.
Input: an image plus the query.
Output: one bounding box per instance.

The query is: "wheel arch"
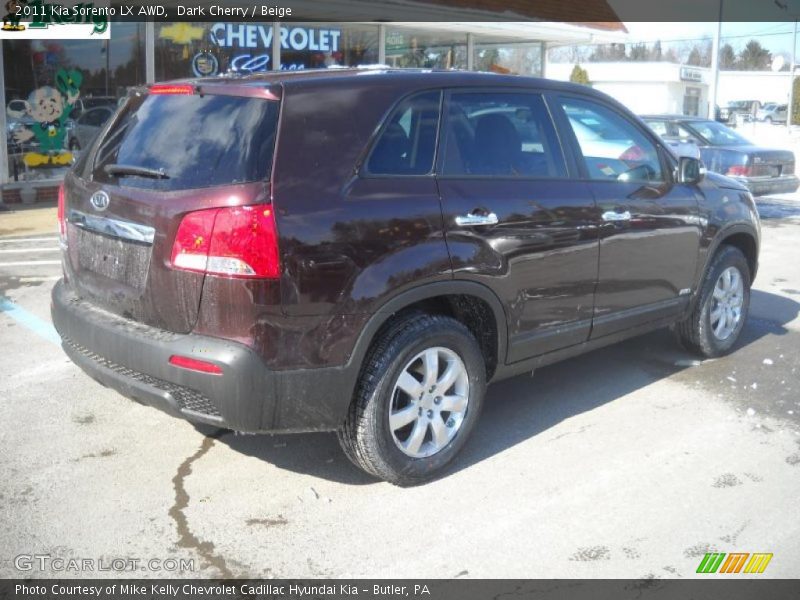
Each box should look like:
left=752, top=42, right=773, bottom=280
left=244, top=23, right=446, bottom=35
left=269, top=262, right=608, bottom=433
left=712, top=225, right=759, bottom=282
left=347, top=281, right=509, bottom=383
left=688, top=224, right=758, bottom=315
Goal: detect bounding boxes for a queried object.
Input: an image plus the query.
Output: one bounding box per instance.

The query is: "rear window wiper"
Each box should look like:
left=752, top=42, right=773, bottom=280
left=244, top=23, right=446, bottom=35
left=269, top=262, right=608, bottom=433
left=103, top=164, right=170, bottom=179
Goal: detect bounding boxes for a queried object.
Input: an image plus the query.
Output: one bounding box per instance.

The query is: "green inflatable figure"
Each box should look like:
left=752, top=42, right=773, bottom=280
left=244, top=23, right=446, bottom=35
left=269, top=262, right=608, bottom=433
left=13, top=68, right=83, bottom=167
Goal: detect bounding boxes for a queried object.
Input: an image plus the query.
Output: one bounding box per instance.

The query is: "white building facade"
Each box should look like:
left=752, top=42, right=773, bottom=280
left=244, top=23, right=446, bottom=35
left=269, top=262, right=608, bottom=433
left=546, top=62, right=710, bottom=117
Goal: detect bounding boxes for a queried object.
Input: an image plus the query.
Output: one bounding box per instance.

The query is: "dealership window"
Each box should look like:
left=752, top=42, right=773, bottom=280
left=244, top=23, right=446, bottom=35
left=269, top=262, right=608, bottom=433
left=3, top=23, right=145, bottom=184
left=155, top=22, right=378, bottom=79
left=473, top=38, right=543, bottom=76
left=384, top=29, right=467, bottom=69
left=280, top=23, right=378, bottom=69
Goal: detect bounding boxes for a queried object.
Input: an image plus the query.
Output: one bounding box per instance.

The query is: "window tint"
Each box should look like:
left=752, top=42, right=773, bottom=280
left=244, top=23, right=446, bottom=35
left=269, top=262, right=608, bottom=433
left=81, top=108, right=111, bottom=127
left=93, top=93, right=280, bottom=191
left=366, top=91, right=441, bottom=175
left=441, top=92, right=566, bottom=178
left=561, top=98, right=663, bottom=183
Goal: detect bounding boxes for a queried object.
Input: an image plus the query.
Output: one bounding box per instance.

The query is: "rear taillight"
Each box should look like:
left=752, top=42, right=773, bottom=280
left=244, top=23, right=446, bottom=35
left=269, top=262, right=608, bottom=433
left=727, top=165, right=752, bottom=177
left=170, top=205, right=280, bottom=279
left=149, top=84, right=194, bottom=95
left=57, top=183, right=66, bottom=241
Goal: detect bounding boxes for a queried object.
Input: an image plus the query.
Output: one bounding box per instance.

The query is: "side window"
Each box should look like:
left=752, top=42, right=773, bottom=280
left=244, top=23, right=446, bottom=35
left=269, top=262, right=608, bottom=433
left=645, top=120, right=668, bottom=136
left=366, top=91, right=441, bottom=176
left=441, top=92, right=567, bottom=178
left=675, top=124, right=699, bottom=143
left=561, top=98, right=664, bottom=183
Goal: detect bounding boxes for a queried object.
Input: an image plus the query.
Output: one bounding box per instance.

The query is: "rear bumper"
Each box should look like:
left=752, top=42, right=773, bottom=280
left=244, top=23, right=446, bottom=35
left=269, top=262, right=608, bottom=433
left=738, top=175, right=800, bottom=196
left=51, top=280, right=353, bottom=432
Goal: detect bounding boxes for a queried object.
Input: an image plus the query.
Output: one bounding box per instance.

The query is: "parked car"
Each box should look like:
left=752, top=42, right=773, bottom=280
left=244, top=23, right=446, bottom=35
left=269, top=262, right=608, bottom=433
left=53, top=71, right=760, bottom=485
left=719, top=100, right=761, bottom=126
left=67, top=105, right=115, bottom=150
left=756, top=103, right=787, bottom=124
left=69, top=96, right=119, bottom=119
left=641, top=114, right=799, bottom=195
left=639, top=118, right=701, bottom=160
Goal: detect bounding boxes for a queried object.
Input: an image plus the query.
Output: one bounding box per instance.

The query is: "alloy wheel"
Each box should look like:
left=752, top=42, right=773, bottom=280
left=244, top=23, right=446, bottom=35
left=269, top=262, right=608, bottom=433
left=389, top=347, right=470, bottom=458
left=710, top=266, right=744, bottom=341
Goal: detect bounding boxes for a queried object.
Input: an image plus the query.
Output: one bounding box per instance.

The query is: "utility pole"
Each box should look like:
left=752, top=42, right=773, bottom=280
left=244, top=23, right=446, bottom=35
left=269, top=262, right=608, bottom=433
left=788, top=19, right=797, bottom=130
left=708, top=1, right=723, bottom=119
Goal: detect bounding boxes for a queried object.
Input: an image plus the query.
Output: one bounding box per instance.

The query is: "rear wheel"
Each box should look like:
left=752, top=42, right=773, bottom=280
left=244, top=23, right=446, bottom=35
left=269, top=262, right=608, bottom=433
left=674, top=245, right=750, bottom=358
left=338, top=314, right=486, bottom=485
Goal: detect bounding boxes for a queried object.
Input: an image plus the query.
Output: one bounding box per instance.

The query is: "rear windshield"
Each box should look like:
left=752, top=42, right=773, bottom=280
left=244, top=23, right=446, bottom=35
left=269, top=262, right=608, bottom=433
left=92, top=92, right=279, bottom=191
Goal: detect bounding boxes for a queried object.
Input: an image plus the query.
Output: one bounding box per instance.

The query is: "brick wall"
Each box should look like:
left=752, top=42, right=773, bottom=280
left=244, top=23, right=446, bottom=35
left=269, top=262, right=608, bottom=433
left=0, top=186, right=59, bottom=204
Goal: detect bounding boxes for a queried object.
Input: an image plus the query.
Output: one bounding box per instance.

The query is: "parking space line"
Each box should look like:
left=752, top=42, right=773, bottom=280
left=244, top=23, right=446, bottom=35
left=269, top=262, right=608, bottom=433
left=0, top=260, right=62, bottom=267
left=0, top=248, right=60, bottom=254
left=0, top=237, right=59, bottom=243
left=0, top=295, right=61, bottom=346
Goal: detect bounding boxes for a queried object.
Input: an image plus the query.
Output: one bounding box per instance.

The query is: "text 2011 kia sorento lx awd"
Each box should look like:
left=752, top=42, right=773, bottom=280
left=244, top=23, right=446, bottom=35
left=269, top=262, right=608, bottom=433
left=53, top=70, right=760, bottom=485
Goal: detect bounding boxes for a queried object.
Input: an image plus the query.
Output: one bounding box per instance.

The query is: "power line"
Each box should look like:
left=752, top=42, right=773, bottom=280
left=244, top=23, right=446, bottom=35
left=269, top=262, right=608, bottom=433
left=621, top=29, right=795, bottom=46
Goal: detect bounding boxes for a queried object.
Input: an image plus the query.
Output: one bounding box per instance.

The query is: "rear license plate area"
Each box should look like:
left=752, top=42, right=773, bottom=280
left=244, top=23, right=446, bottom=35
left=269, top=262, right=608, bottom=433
left=75, top=228, right=151, bottom=291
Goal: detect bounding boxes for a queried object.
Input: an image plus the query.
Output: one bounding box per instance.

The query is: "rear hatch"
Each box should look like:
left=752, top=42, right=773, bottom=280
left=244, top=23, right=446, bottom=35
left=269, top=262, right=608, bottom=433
left=62, top=83, right=280, bottom=333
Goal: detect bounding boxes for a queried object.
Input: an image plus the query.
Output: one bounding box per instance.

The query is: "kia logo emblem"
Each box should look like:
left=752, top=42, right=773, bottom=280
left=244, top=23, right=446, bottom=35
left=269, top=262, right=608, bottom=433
left=90, top=191, right=110, bottom=212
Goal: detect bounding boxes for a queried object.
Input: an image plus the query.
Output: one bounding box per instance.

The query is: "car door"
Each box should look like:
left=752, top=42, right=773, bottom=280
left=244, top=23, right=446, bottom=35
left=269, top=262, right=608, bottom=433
left=553, top=95, right=703, bottom=339
left=436, top=89, right=599, bottom=362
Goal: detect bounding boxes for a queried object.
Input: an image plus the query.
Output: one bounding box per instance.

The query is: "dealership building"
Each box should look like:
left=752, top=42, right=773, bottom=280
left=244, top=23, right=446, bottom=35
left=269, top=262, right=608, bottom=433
left=547, top=61, right=711, bottom=118
left=0, top=18, right=627, bottom=202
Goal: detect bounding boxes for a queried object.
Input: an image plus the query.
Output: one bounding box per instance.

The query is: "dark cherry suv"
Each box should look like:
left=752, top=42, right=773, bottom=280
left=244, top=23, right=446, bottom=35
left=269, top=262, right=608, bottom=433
left=52, top=70, right=760, bottom=485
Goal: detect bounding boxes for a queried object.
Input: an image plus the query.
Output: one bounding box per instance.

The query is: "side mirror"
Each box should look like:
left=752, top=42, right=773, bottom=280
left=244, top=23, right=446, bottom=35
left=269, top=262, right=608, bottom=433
left=678, top=156, right=705, bottom=184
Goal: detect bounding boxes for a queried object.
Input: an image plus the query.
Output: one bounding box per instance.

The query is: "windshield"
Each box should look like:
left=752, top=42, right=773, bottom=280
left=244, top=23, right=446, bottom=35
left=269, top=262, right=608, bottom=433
left=683, top=120, right=751, bottom=146
left=92, top=92, right=280, bottom=191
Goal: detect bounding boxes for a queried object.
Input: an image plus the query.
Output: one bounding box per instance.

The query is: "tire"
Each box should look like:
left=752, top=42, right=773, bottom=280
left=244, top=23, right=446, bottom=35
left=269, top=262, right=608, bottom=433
left=766, top=117, right=773, bottom=125
left=338, top=313, right=486, bottom=485
left=674, top=245, right=751, bottom=358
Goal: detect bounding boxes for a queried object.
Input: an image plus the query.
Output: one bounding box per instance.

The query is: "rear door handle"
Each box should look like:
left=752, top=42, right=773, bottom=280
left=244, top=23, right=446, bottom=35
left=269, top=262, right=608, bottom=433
left=455, top=212, right=499, bottom=227
left=601, top=210, right=632, bottom=222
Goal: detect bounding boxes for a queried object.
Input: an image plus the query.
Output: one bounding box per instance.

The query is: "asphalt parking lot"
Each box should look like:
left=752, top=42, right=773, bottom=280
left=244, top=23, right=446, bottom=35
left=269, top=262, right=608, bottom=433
left=1, top=170, right=800, bottom=579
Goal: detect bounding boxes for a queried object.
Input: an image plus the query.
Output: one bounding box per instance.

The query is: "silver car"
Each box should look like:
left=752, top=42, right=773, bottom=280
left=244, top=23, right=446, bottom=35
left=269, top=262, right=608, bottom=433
left=67, top=106, right=114, bottom=151
left=756, top=103, right=787, bottom=124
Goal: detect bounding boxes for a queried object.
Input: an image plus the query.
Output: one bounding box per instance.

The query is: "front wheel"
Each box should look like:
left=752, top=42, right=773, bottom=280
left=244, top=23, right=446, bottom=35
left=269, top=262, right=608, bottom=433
left=674, top=245, right=751, bottom=358
left=338, top=314, right=486, bottom=485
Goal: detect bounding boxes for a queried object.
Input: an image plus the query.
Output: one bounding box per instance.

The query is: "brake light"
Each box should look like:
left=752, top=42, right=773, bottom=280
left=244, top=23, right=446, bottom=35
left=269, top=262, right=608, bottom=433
left=169, top=355, right=223, bottom=375
left=727, top=165, right=752, bottom=177
left=170, top=205, right=280, bottom=279
left=149, top=84, right=194, bottom=95
left=57, top=183, right=66, bottom=241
